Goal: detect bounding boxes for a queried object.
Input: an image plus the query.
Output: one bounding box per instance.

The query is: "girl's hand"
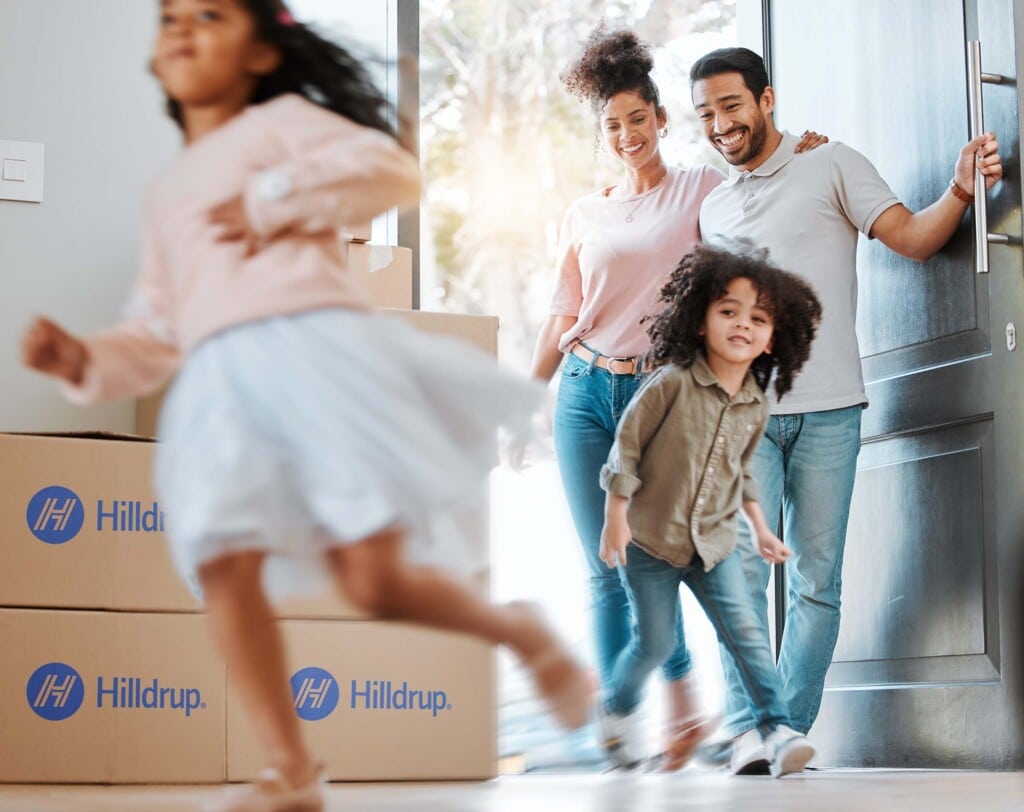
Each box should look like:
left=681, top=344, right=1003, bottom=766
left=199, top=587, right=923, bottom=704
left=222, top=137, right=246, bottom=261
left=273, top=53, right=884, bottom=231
left=757, top=531, right=792, bottom=564
left=209, top=195, right=260, bottom=256
left=600, top=518, right=632, bottom=568
left=21, top=317, right=90, bottom=385
left=794, top=129, right=829, bottom=153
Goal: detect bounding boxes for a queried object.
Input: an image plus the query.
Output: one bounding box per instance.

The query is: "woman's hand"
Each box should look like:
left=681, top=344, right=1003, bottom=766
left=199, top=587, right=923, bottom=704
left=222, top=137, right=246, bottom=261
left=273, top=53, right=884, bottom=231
left=794, top=129, right=829, bottom=153
left=21, top=317, right=90, bottom=385
left=209, top=195, right=260, bottom=256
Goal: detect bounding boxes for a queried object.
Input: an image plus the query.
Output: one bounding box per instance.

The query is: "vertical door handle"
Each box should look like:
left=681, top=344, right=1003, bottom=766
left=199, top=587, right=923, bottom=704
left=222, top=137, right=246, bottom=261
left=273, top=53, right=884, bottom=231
left=966, top=40, right=1012, bottom=274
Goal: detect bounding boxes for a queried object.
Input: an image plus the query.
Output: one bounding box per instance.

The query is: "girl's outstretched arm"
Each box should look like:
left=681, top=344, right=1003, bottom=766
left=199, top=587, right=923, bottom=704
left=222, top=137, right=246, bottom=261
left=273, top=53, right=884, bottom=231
left=30, top=201, right=180, bottom=404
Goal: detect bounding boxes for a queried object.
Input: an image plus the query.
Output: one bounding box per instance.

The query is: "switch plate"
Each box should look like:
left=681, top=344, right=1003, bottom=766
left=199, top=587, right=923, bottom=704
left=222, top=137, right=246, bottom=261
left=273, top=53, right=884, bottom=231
left=2, top=158, right=27, bottom=181
left=0, top=140, right=44, bottom=202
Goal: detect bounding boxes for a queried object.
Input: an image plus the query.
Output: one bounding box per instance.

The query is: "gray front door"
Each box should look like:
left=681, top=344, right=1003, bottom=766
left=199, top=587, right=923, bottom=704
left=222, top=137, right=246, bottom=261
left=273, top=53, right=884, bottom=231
left=763, top=0, right=1024, bottom=767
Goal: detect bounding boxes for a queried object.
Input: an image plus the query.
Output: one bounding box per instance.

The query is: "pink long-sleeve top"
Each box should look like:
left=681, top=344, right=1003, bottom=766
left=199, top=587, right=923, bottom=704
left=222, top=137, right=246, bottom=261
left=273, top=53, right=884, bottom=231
left=65, top=94, right=421, bottom=404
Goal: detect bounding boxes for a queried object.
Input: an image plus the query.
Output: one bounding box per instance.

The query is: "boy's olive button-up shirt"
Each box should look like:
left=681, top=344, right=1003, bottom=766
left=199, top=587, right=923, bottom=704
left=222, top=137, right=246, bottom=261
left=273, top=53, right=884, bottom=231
left=600, top=356, right=769, bottom=571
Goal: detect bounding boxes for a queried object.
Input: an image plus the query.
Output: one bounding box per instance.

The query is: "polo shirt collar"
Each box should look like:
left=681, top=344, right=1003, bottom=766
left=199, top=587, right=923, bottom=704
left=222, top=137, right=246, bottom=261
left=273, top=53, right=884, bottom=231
left=726, top=130, right=799, bottom=183
left=689, top=354, right=765, bottom=405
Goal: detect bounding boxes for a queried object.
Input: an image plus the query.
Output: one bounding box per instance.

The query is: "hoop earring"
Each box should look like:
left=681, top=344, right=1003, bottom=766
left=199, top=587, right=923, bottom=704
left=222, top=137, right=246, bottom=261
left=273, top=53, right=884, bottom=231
left=658, top=126, right=669, bottom=138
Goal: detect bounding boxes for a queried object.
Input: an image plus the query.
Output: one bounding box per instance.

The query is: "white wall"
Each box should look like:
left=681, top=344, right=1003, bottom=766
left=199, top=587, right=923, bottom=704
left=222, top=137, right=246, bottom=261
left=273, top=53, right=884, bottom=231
left=0, top=0, right=180, bottom=432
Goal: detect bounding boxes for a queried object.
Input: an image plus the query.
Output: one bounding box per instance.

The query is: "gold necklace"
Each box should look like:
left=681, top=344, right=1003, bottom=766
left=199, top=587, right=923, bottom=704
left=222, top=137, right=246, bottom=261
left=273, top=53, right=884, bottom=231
left=617, top=169, right=668, bottom=222
left=620, top=196, right=647, bottom=222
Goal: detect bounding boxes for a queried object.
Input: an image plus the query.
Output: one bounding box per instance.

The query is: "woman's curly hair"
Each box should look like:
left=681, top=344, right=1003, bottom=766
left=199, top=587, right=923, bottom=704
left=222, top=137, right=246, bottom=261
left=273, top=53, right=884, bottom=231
left=561, top=25, right=661, bottom=114
left=644, top=244, right=823, bottom=401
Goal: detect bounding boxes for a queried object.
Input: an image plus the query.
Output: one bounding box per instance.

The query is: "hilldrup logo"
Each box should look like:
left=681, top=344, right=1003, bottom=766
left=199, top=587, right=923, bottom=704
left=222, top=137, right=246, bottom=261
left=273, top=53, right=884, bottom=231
left=25, top=485, right=166, bottom=544
left=25, top=663, right=206, bottom=720
left=291, top=667, right=340, bottom=721
left=290, top=666, right=453, bottom=721
left=26, top=487, right=85, bottom=544
left=27, top=662, right=85, bottom=721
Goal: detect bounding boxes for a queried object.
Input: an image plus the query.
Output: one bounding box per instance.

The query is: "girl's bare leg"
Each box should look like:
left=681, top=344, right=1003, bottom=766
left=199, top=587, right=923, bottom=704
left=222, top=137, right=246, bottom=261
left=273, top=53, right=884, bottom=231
left=327, top=527, right=594, bottom=728
left=199, top=550, right=318, bottom=787
left=661, top=674, right=716, bottom=771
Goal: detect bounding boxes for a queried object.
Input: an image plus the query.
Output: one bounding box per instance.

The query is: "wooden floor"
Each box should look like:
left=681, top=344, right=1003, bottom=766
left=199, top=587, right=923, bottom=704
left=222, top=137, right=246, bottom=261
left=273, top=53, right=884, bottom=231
left=2, top=771, right=1024, bottom=812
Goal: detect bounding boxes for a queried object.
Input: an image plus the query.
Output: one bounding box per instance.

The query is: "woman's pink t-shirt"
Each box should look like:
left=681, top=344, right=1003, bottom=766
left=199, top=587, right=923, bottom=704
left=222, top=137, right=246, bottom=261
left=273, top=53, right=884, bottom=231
left=549, top=164, right=725, bottom=358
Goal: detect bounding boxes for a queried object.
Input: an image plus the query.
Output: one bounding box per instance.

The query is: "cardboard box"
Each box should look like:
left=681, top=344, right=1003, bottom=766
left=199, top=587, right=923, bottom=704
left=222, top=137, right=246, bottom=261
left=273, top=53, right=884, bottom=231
left=382, top=309, right=499, bottom=356
left=227, top=620, right=496, bottom=781
left=0, top=433, right=197, bottom=612
left=340, top=222, right=371, bottom=243
left=0, top=609, right=225, bottom=783
left=349, top=243, right=413, bottom=309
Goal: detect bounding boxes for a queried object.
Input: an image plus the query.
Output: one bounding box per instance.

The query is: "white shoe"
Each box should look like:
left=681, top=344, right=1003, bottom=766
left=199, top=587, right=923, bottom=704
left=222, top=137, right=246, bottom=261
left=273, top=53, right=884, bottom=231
left=765, top=725, right=815, bottom=778
left=596, top=702, right=646, bottom=768
left=729, top=729, right=770, bottom=775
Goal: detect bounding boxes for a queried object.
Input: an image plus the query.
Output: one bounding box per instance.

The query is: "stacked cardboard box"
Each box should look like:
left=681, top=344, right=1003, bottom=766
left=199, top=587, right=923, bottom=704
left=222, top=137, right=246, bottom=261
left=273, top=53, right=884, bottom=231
left=0, top=236, right=498, bottom=783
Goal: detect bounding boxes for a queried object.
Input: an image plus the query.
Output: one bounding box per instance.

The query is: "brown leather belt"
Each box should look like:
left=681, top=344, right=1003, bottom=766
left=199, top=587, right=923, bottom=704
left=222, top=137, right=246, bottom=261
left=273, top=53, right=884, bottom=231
left=570, top=343, right=644, bottom=375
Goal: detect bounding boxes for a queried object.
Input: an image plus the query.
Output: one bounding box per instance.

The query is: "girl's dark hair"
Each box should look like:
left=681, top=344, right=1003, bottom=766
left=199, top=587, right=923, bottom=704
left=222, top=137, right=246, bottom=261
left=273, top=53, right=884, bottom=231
left=163, top=0, right=395, bottom=139
left=644, top=243, right=822, bottom=401
left=561, top=26, right=661, bottom=115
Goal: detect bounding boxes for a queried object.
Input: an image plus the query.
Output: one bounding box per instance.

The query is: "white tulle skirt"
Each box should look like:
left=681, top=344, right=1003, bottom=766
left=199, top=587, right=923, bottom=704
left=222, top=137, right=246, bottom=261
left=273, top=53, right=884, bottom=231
left=154, top=307, right=543, bottom=602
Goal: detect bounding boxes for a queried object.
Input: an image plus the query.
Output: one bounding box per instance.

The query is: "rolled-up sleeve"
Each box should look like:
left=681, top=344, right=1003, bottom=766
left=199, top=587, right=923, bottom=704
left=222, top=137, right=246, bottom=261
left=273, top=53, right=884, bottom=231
left=600, top=372, right=677, bottom=497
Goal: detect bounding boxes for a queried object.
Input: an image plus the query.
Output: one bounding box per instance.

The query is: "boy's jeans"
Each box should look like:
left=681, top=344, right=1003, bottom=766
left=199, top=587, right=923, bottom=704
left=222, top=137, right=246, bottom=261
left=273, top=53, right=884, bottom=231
left=607, top=544, right=791, bottom=736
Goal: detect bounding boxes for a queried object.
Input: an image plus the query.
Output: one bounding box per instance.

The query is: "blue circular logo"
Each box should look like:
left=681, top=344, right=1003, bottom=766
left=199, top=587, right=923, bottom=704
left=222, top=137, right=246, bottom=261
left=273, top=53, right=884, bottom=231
left=290, top=667, right=339, bottom=721
left=27, top=662, right=85, bottom=721
left=26, top=486, right=85, bottom=544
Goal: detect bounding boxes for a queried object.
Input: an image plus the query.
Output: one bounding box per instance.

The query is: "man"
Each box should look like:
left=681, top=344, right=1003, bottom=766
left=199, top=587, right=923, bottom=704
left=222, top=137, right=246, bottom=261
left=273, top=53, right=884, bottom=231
left=690, top=46, right=1003, bottom=773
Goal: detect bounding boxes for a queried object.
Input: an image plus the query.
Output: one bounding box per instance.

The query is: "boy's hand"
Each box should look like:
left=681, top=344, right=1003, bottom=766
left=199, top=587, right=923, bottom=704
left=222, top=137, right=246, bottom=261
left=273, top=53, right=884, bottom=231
left=600, top=518, right=632, bottom=568
left=21, top=317, right=89, bottom=385
left=209, top=195, right=260, bottom=256
left=757, top=531, right=792, bottom=564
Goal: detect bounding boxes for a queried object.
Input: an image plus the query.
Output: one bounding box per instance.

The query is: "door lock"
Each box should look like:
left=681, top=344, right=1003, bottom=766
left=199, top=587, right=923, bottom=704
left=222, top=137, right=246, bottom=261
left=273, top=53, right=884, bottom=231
left=1007, top=322, right=1017, bottom=352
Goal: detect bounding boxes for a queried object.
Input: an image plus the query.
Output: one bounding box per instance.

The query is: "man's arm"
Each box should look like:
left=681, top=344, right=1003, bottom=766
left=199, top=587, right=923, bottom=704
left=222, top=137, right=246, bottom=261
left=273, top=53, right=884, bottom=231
left=869, top=133, right=1002, bottom=262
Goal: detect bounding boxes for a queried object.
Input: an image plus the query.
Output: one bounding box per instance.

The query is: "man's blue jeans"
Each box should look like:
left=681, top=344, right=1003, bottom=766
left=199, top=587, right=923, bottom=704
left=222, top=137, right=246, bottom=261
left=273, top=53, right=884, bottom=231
left=609, top=545, right=792, bottom=736
left=552, top=352, right=691, bottom=688
left=723, top=405, right=863, bottom=735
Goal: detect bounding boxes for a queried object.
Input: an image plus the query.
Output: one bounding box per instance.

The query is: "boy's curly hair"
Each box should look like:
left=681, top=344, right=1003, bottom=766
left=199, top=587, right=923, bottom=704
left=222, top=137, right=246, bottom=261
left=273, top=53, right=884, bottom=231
left=644, top=243, right=822, bottom=401
left=561, top=25, right=661, bottom=114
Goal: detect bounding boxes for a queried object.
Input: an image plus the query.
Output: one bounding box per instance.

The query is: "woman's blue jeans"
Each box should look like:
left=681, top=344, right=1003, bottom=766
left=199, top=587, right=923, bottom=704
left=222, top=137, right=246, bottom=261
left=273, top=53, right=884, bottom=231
left=552, top=351, right=692, bottom=690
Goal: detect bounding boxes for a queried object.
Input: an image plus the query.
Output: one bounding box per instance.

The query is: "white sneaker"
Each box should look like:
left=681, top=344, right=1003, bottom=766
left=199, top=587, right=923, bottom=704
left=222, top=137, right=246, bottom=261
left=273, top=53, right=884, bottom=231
left=596, top=702, right=646, bottom=768
left=764, top=725, right=815, bottom=778
left=729, top=728, right=770, bottom=775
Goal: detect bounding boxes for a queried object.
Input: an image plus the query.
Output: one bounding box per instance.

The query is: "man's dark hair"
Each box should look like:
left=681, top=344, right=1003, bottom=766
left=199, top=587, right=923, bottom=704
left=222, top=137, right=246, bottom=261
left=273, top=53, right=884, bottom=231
left=689, top=47, right=770, bottom=102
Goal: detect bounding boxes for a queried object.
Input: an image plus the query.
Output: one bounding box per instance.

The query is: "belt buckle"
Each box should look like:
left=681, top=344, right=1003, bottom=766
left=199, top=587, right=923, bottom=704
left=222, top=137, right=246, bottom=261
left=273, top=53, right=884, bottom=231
left=608, top=356, right=637, bottom=375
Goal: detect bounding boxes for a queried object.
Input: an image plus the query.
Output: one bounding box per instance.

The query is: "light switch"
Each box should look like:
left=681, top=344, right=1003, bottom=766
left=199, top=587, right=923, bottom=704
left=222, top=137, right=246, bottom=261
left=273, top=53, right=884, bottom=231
left=0, top=140, right=44, bottom=203
left=2, top=158, right=27, bottom=182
